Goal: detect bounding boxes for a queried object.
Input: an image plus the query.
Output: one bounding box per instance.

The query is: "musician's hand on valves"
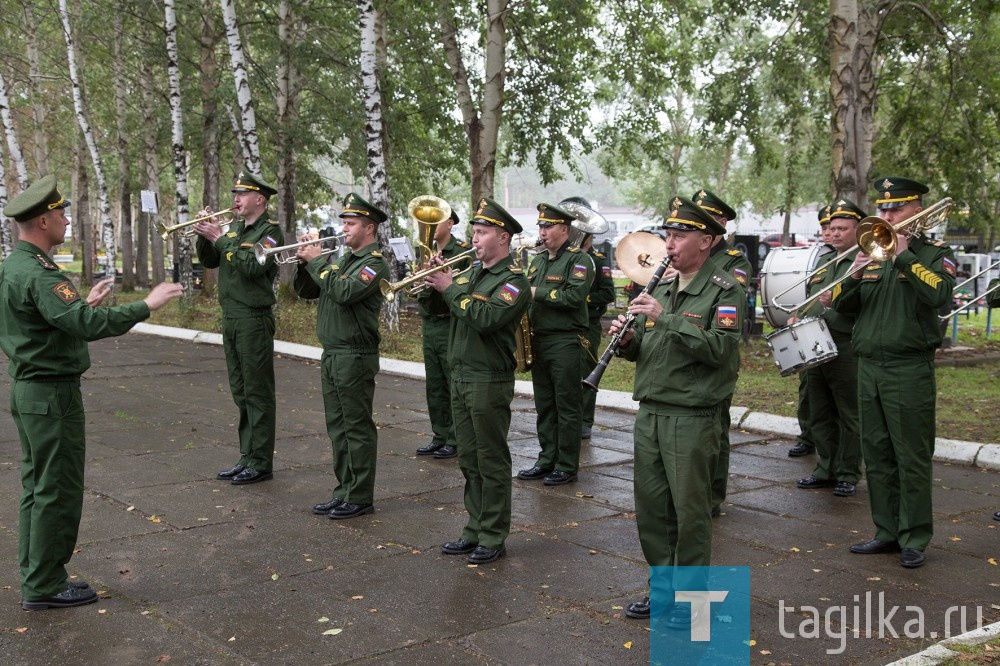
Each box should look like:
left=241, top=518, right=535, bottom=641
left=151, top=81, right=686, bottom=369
left=422, top=265, right=452, bottom=292
left=608, top=314, right=634, bottom=348
left=297, top=242, right=323, bottom=263
left=627, top=292, right=664, bottom=323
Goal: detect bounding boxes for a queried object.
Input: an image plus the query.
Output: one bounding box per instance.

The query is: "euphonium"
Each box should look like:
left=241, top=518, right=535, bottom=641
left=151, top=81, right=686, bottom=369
left=408, top=195, right=452, bottom=266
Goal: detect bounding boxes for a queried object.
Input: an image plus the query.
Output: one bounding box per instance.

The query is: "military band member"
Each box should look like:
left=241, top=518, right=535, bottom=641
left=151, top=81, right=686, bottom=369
left=296, top=193, right=390, bottom=520
left=195, top=170, right=283, bottom=485
left=580, top=231, right=616, bottom=440
left=611, top=197, right=743, bottom=625
left=517, top=203, right=594, bottom=485
left=1, top=175, right=183, bottom=610
left=423, top=198, right=531, bottom=564
left=415, top=209, right=470, bottom=459
left=834, top=177, right=955, bottom=569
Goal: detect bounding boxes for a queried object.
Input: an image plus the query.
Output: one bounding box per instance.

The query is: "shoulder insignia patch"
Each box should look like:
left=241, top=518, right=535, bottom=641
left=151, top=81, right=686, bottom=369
left=716, top=304, right=739, bottom=329
left=593, top=251, right=605, bottom=258
left=927, top=238, right=947, bottom=246
left=320, top=269, right=330, bottom=280
left=499, top=282, right=521, bottom=303
left=733, top=268, right=747, bottom=285
left=240, top=242, right=254, bottom=248
left=942, top=257, right=956, bottom=276
left=727, top=249, right=741, bottom=256
left=51, top=281, right=80, bottom=304
left=455, top=276, right=470, bottom=285
left=372, top=250, right=383, bottom=257
left=359, top=266, right=377, bottom=283
left=458, top=240, right=470, bottom=248
left=225, top=251, right=234, bottom=262
left=34, top=254, right=58, bottom=270
left=460, top=297, right=471, bottom=311
left=226, top=231, right=238, bottom=238
left=330, top=264, right=340, bottom=272
left=711, top=274, right=735, bottom=290
left=568, top=247, right=581, bottom=254
left=548, top=289, right=559, bottom=300
left=509, top=265, right=523, bottom=274
left=572, top=264, right=588, bottom=280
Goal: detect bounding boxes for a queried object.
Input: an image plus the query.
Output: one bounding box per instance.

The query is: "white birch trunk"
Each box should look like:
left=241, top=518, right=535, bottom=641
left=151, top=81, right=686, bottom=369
left=221, top=0, right=260, bottom=175
left=113, top=8, right=135, bottom=291
left=0, top=137, right=9, bottom=259
left=21, top=1, right=50, bottom=177
left=141, top=62, right=165, bottom=285
left=0, top=70, right=29, bottom=190
left=165, top=0, right=193, bottom=294
left=59, top=0, right=115, bottom=282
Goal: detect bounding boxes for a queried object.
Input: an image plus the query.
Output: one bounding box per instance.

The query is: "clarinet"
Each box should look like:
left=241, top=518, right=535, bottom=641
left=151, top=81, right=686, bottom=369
left=582, top=256, right=672, bottom=393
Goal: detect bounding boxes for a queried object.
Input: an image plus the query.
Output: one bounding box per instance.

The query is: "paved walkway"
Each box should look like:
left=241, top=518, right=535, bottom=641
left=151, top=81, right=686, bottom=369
left=0, top=330, right=997, bottom=665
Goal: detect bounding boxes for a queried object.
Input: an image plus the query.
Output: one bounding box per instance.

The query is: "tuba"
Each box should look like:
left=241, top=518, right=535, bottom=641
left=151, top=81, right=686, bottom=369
left=408, top=195, right=453, bottom=266
left=559, top=197, right=610, bottom=249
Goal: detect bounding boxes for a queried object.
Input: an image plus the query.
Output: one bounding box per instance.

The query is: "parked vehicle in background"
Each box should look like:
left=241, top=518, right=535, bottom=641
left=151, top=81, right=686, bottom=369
left=761, top=233, right=809, bottom=249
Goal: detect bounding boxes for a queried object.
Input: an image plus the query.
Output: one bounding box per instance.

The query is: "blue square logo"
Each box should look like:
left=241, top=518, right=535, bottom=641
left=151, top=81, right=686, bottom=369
left=649, top=566, right=750, bottom=665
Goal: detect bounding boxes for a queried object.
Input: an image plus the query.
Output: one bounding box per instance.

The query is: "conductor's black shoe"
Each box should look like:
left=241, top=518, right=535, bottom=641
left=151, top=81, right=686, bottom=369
left=788, top=442, right=815, bottom=457
left=416, top=441, right=444, bottom=455
left=850, top=539, right=901, bottom=554
left=67, top=580, right=91, bottom=590
left=216, top=463, right=246, bottom=480
left=328, top=503, right=374, bottom=520
left=517, top=465, right=553, bottom=481
left=441, top=538, right=478, bottom=555
left=22, top=584, right=98, bottom=611
left=994, top=510, right=1000, bottom=521
left=580, top=426, right=593, bottom=440
left=467, top=545, right=505, bottom=564
left=833, top=481, right=856, bottom=496
left=900, top=548, right=926, bottom=568
left=796, top=475, right=835, bottom=489
left=312, top=497, right=343, bottom=515
left=625, top=597, right=650, bottom=619
left=543, top=470, right=578, bottom=486
left=664, top=604, right=693, bottom=630
left=433, top=445, right=457, bottom=459
left=231, top=467, right=273, bottom=485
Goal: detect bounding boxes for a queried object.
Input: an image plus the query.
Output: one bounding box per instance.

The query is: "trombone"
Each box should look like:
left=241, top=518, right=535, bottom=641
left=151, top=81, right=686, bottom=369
left=157, top=207, right=237, bottom=239
left=379, top=248, right=477, bottom=301
left=254, top=235, right=343, bottom=265
left=770, top=197, right=953, bottom=314
left=939, top=259, right=1000, bottom=319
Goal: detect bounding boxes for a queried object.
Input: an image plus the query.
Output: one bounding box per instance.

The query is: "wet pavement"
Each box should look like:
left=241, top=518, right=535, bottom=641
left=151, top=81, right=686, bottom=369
left=0, top=332, right=997, bottom=665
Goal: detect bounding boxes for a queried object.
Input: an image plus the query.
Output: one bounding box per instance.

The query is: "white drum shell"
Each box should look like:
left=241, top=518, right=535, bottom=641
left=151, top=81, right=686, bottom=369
left=759, top=245, right=825, bottom=328
left=765, top=317, right=838, bottom=376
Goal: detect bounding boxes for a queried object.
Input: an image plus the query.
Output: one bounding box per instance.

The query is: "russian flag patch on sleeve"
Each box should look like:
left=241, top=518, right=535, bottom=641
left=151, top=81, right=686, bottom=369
left=942, top=257, right=956, bottom=276
left=500, top=282, right=521, bottom=303
left=716, top=304, right=739, bottom=329
left=359, top=266, right=377, bottom=283
left=263, top=235, right=278, bottom=249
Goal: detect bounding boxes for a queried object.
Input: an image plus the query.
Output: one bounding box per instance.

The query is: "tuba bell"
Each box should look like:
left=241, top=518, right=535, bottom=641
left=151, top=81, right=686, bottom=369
left=408, top=195, right=453, bottom=266
left=559, top=197, right=610, bottom=249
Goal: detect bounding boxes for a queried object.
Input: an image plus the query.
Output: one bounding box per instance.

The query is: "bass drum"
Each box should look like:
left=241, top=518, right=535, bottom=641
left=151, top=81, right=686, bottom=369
left=765, top=316, right=838, bottom=376
left=759, top=245, right=825, bottom=328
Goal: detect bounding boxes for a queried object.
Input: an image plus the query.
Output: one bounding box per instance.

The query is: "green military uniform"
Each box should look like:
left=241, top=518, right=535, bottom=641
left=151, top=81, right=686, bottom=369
left=0, top=176, right=153, bottom=601
left=525, top=203, right=594, bottom=478
left=196, top=172, right=283, bottom=475
left=987, top=278, right=1000, bottom=309
left=581, top=245, right=616, bottom=434
left=696, top=189, right=752, bottom=513
left=799, top=199, right=863, bottom=489
left=440, top=198, right=531, bottom=549
left=832, top=177, right=955, bottom=552
left=293, top=194, right=389, bottom=506
left=416, top=233, right=470, bottom=452
left=618, top=197, right=743, bottom=568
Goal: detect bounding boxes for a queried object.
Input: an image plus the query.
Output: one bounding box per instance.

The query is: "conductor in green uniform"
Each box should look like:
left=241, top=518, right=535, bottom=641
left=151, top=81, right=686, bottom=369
left=194, top=170, right=284, bottom=485
left=415, top=209, right=471, bottom=459
left=833, top=177, right=955, bottom=569
left=610, top=197, right=743, bottom=626
left=423, top=198, right=531, bottom=564
left=693, top=189, right=751, bottom=516
left=517, top=203, right=594, bottom=485
left=295, top=192, right=390, bottom=520
left=1, top=175, right=183, bottom=610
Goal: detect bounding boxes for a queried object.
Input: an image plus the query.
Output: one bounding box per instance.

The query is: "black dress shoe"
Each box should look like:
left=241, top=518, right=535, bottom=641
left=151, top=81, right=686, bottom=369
left=788, top=442, right=815, bottom=457
left=580, top=426, right=593, bottom=440
left=796, top=475, right=835, bottom=489
left=711, top=506, right=722, bottom=518
left=441, top=538, right=478, bottom=555
left=231, top=467, right=273, bottom=485
left=22, top=584, right=98, bottom=610
left=416, top=441, right=444, bottom=455
left=900, top=548, right=926, bottom=568
left=312, top=497, right=343, bottom=515
left=664, top=604, right=694, bottom=629
left=433, top=445, right=457, bottom=459
left=67, top=580, right=91, bottom=590
left=517, top=465, right=553, bottom=480
left=833, top=481, right=856, bottom=496
left=328, top=503, right=374, bottom=520
left=994, top=511, right=1000, bottom=521
left=625, top=597, right=650, bottom=619
left=543, top=470, right=578, bottom=486
left=216, top=463, right=246, bottom=480
left=850, top=539, right=901, bottom=554
left=467, top=545, right=505, bottom=564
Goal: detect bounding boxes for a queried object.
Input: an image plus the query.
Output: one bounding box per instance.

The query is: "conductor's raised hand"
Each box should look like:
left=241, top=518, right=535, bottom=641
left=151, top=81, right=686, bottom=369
left=143, top=282, right=184, bottom=311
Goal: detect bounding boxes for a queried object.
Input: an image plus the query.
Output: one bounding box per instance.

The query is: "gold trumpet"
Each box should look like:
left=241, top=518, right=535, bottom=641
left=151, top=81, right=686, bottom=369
left=157, top=207, right=238, bottom=239
left=379, top=249, right=477, bottom=301
left=254, top=235, right=343, bottom=265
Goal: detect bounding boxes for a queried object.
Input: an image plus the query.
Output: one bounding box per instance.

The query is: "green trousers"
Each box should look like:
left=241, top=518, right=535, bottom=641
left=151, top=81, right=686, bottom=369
left=12, top=379, right=85, bottom=600
left=452, top=380, right=514, bottom=549
left=222, top=314, right=276, bottom=472
left=531, top=333, right=584, bottom=473
left=633, top=404, right=720, bottom=567
left=806, top=335, right=861, bottom=483
left=796, top=371, right=817, bottom=449
left=422, top=317, right=456, bottom=447
left=710, top=395, right=733, bottom=511
left=321, top=350, right=379, bottom=504
left=858, top=356, right=936, bottom=550
left=581, top=318, right=602, bottom=429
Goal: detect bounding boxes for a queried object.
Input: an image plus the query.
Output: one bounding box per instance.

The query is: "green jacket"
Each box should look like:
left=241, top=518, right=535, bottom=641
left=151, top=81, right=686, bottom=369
left=710, top=239, right=753, bottom=289
left=0, top=241, right=150, bottom=380
left=586, top=247, right=617, bottom=321
left=800, top=247, right=857, bottom=337
left=619, top=260, right=744, bottom=410
left=196, top=210, right=283, bottom=316
left=987, top=278, right=1000, bottom=309
left=293, top=242, right=389, bottom=353
left=417, top=235, right=472, bottom=319
left=527, top=241, right=594, bottom=334
left=832, top=235, right=955, bottom=357
left=441, top=254, right=531, bottom=382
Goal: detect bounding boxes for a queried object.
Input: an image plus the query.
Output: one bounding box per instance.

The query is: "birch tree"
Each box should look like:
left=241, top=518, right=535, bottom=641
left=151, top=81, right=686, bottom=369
left=113, top=8, right=135, bottom=290
left=0, top=70, right=29, bottom=191
left=164, top=0, right=193, bottom=294
left=221, top=0, right=261, bottom=175
left=21, top=0, right=50, bottom=178
left=141, top=61, right=165, bottom=286
left=276, top=0, right=304, bottom=288
left=200, top=0, right=221, bottom=295
left=0, top=136, right=9, bottom=259
left=59, top=0, right=115, bottom=282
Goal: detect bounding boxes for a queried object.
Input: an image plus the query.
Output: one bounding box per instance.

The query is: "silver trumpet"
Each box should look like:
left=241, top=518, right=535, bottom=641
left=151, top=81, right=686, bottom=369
left=254, top=235, right=343, bottom=265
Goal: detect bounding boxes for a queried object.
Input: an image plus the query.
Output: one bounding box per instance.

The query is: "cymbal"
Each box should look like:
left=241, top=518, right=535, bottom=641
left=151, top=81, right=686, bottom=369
left=615, top=231, right=666, bottom=284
